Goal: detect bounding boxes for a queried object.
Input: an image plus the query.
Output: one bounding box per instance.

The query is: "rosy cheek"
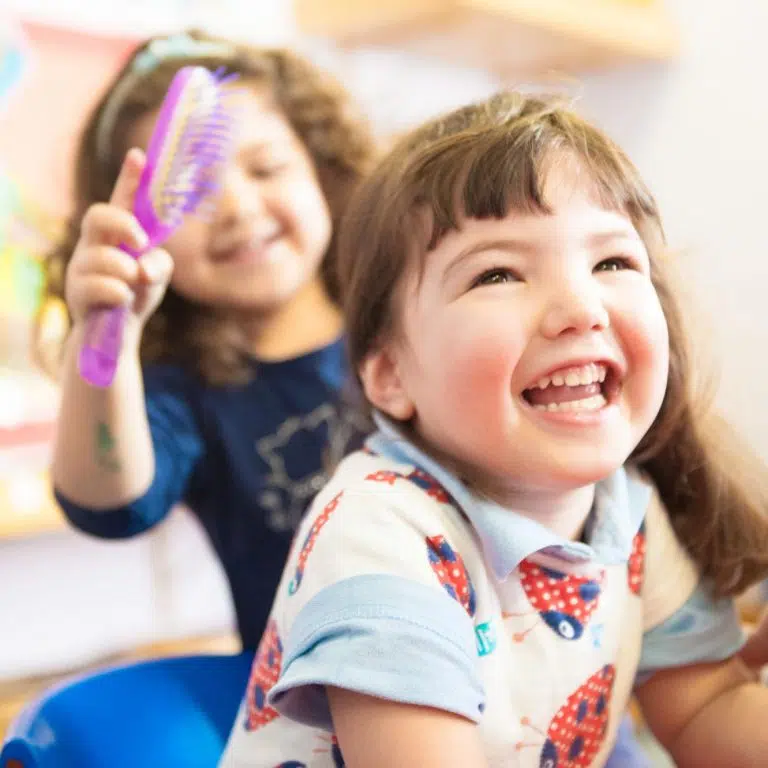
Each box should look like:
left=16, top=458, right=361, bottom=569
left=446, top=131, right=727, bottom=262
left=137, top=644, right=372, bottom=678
left=447, top=330, right=524, bottom=406
left=639, top=301, right=669, bottom=368
left=618, top=294, right=670, bottom=406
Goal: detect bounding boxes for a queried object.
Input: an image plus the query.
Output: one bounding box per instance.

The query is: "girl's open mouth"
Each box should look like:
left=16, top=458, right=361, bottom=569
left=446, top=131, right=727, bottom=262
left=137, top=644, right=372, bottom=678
left=521, top=362, right=620, bottom=413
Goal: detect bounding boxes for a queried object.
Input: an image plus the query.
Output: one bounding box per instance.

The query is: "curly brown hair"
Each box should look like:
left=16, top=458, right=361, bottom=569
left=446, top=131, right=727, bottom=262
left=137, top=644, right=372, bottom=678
left=338, top=91, right=768, bottom=597
left=36, top=29, right=376, bottom=384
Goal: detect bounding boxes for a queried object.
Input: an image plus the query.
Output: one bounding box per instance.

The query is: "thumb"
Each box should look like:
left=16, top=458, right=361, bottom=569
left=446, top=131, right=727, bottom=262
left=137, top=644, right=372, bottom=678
left=109, top=147, right=146, bottom=211
left=138, top=247, right=174, bottom=285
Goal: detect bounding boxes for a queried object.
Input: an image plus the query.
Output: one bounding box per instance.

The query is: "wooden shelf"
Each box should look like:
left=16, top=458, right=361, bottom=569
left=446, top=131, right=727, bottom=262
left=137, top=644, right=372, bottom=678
left=296, top=0, right=680, bottom=78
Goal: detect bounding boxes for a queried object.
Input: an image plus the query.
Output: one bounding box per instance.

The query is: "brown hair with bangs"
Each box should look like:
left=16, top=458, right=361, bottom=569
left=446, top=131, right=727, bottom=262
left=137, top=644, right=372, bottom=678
left=35, top=29, right=376, bottom=384
left=338, top=91, right=768, bottom=596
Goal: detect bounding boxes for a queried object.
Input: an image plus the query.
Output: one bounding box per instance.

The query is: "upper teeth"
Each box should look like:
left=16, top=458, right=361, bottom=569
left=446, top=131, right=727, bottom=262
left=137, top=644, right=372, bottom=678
left=534, top=363, right=607, bottom=389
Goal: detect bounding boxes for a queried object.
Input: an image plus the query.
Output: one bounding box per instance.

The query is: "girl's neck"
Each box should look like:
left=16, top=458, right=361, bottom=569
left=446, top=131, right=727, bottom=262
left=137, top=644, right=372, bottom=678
left=240, top=277, right=343, bottom=361
left=477, top=476, right=597, bottom=542
left=409, top=427, right=598, bottom=543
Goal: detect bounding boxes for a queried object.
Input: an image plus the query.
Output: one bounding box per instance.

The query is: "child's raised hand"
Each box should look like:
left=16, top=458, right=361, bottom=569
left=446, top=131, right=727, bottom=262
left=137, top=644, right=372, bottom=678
left=65, top=148, right=174, bottom=336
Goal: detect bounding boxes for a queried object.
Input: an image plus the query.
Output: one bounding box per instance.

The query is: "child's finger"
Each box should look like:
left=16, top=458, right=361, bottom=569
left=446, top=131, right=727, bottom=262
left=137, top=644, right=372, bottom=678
left=80, top=204, right=148, bottom=251
left=71, top=245, right=142, bottom=285
left=138, top=248, right=174, bottom=285
left=109, top=147, right=146, bottom=211
left=71, top=275, right=135, bottom=311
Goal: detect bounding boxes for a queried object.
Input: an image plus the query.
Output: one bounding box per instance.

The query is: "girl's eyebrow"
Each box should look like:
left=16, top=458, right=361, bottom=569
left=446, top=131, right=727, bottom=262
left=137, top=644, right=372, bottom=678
left=237, top=141, right=273, bottom=157
left=587, top=228, right=642, bottom=247
left=442, top=238, right=538, bottom=281
left=237, top=136, right=295, bottom=157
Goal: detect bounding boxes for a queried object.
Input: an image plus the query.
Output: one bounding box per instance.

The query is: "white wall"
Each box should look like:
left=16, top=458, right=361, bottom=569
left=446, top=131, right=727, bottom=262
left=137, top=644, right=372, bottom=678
left=0, top=508, right=235, bottom=680
left=578, top=0, right=768, bottom=458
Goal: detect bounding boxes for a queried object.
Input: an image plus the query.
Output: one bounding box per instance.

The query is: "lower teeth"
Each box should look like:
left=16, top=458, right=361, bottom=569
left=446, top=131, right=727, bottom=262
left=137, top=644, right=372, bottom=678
left=532, top=394, right=607, bottom=412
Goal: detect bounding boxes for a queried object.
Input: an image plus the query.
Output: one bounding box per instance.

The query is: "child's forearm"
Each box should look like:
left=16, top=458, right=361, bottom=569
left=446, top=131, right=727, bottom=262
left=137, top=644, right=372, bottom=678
left=668, top=681, right=768, bottom=767
left=51, top=323, right=155, bottom=509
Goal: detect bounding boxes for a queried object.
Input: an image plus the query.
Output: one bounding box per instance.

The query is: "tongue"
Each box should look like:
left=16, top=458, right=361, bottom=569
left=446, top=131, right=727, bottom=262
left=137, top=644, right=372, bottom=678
left=525, top=382, right=601, bottom=406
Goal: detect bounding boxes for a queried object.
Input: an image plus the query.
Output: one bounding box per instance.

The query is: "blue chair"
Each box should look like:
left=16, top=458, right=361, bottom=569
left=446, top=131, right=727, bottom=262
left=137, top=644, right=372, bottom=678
left=1, top=651, right=254, bottom=768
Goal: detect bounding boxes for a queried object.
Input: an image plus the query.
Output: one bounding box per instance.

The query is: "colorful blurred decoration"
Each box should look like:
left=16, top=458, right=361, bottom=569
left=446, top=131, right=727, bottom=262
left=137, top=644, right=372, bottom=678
left=0, top=169, right=59, bottom=317
left=0, top=20, right=118, bottom=536
left=0, top=168, right=63, bottom=535
left=0, top=167, right=62, bottom=533
left=0, top=23, right=64, bottom=538
left=0, top=15, right=29, bottom=112
left=0, top=167, right=64, bottom=370
left=0, top=360, right=62, bottom=538
left=0, top=19, right=60, bottom=363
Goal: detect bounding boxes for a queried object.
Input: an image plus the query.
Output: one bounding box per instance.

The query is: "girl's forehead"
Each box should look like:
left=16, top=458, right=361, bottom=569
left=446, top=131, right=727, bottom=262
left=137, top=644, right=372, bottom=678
left=535, top=152, right=620, bottom=211
left=231, top=94, right=297, bottom=147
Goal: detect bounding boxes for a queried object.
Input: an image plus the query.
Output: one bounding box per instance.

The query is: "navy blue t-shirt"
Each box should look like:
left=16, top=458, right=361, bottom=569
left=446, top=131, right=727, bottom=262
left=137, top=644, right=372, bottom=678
left=55, top=338, right=366, bottom=649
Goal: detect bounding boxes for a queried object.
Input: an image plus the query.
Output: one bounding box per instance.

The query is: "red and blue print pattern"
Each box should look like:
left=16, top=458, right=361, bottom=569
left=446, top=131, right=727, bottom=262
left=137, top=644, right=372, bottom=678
left=365, top=468, right=452, bottom=504
left=244, top=620, right=283, bottom=731
left=288, top=491, right=344, bottom=595
left=426, top=535, right=477, bottom=617
left=628, top=522, right=646, bottom=596
left=504, top=560, right=604, bottom=642
left=516, top=664, right=615, bottom=767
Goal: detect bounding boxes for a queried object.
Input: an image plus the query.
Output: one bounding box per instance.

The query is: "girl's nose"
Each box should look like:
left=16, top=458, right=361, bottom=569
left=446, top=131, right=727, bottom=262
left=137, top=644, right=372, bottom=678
left=539, top=280, right=610, bottom=339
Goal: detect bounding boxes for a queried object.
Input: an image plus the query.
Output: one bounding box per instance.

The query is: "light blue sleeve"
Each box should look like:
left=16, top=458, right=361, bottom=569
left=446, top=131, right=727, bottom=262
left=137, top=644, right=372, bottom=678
left=268, top=573, right=486, bottom=729
left=636, top=581, right=745, bottom=685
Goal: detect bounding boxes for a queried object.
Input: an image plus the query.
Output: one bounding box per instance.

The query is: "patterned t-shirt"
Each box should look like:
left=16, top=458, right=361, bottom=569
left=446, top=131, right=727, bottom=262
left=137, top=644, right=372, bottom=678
left=220, top=419, right=744, bottom=767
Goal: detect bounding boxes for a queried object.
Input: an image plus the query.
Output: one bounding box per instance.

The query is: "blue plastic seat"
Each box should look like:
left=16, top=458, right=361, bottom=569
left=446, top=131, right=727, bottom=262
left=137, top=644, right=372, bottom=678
left=1, top=651, right=254, bottom=768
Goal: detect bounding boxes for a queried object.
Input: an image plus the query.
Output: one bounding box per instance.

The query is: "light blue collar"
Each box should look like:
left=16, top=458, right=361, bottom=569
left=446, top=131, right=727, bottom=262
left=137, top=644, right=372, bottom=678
left=366, top=413, right=649, bottom=580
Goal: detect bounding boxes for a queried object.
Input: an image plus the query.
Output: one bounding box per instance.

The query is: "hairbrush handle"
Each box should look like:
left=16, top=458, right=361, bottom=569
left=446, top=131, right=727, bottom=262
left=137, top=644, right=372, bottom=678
left=78, top=244, right=142, bottom=388
left=79, top=304, right=130, bottom=388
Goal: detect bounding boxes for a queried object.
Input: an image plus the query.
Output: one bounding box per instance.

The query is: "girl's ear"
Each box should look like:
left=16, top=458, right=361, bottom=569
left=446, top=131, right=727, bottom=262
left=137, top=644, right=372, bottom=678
left=359, top=345, right=415, bottom=421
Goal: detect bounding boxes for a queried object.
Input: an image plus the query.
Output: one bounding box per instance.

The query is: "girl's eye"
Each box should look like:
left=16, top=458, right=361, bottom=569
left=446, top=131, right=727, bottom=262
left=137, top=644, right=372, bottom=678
left=471, top=268, right=519, bottom=288
left=248, top=163, right=287, bottom=179
left=595, top=256, right=634, bottom=272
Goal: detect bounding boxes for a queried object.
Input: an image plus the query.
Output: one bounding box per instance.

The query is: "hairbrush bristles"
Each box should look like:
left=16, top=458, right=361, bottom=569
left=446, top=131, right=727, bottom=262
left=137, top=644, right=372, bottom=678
left=79, top=65, right=240, bottom=388
left=151, top=67, right=239, bottom=226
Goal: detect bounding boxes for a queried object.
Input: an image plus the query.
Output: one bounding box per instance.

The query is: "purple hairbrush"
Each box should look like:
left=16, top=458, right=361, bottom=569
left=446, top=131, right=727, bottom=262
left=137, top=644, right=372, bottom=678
left=79, top=66, right=237, bottom=388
